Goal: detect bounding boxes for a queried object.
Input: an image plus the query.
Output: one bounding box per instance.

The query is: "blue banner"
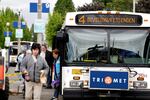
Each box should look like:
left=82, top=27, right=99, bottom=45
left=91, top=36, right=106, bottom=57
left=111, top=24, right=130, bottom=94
left=30, top=3, right=37, bottom=13
left=4, top=32, right=12, bottom=37
left=30, top=2, right=50, bottom=13
left=42, top=3, right=50, bottom=13
left=90, top=71, right=129, bottom=90
left=13, top=21, right=26, bottom=28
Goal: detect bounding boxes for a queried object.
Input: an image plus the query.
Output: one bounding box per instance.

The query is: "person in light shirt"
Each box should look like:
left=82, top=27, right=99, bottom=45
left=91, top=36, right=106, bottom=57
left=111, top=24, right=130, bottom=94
left=21, top=43, right=49, bottom=100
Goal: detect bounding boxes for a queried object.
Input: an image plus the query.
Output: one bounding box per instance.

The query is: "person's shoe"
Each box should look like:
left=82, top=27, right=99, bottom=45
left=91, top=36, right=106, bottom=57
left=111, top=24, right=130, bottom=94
left=50, top=97, right=57, bottom=100
left=46, top=85, right=52, bottom=89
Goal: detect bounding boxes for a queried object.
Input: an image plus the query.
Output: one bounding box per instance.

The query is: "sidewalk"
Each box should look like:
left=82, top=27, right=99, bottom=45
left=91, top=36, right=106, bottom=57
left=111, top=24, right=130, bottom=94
left=9, top=88, right=53, bottom=100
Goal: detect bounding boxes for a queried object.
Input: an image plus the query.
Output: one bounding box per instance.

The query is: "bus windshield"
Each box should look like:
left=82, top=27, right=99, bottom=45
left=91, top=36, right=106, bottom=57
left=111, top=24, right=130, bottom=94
left=66, top=27, right=150, bottom=64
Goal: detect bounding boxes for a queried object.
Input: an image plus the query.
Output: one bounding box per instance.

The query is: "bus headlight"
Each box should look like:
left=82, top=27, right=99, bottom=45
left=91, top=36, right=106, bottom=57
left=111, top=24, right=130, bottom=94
left=70, top=80, right=83, bottom=87
left=133, top=81, right=147, bottom=88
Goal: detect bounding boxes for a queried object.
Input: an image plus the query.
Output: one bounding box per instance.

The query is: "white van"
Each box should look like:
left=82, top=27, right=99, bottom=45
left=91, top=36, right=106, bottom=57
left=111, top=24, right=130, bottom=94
left=9, top=41, right=33, bottom=67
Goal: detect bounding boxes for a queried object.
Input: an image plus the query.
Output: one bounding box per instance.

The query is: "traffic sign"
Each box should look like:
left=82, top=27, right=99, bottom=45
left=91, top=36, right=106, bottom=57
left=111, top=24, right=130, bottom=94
left=30, top=2, right=50, bottom=13
left=34, top=19, right=45, bottom=33
left=5, top=37, right=10, bottom=47
left=42, top=3, right=50, bottom=13
left=30, top=3, right=37, bottom=13
left=13, top=21, right=26, bottom=28
left=4, top=32, right=12, bottom=37
left=15, top=29, right=23, bottom=38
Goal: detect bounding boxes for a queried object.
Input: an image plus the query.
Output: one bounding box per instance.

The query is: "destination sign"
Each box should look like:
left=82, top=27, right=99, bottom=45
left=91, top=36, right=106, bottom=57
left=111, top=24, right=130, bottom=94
left=76, top=14, right=142, bottom=26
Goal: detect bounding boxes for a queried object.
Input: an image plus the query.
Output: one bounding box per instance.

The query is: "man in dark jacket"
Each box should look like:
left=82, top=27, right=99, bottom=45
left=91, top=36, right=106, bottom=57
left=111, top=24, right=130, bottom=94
left=41, top=44, right=54, bottom=88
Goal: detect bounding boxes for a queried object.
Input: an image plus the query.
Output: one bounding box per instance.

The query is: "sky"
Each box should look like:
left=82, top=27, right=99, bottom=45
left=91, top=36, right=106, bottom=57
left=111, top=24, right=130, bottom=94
left=0, top=0, right=92, bottom=28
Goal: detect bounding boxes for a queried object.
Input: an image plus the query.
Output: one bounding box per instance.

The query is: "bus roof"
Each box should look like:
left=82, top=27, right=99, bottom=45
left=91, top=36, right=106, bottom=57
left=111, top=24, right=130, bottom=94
left=63, top=11, right=150, bottom=28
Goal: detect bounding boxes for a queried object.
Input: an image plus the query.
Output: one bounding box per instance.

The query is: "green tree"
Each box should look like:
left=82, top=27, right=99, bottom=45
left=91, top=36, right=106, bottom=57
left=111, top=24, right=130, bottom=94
left=106, top=0, right=133, bottom=11
left=46, top=12, right=63, bottom=46
left=0, top=8, right=18, bottom=48
left=30, top=24, right=37, bottom=42
left=22, top=23, right=32, bottom=41
left=0, top=8, right=32, bottom=48
left=46, top=0, right=75, bottom=46
left=93, top=0, right=112, bottom=6
left=78, top=0, right=132, bottom=11
left=54, top=0, right=75, bottom=17
left=0, top=20, right=4, bottom=48
left=136, top=0, right=150, bottom=13
left=77, top=2, right=104, bottom=11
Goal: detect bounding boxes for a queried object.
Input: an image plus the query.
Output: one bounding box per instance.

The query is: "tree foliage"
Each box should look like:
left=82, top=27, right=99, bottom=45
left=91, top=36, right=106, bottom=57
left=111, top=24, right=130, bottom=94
left=54, top=0, right=75, bottom=17
left=46, top=0, right=75, bottom=46
left=78, top=0, right=132, bottom=12
left=0, top=20, right=4, bottom=48
left=45, top=12, right=63, bottom=46
left=93, top=0, right=112, bottom=6
left=0, top=8, right=31, bottom=48
left=106, top=0, right=132, bottom=11
left=77, top=2, right=105, bottom=11
left=136, top=0, right=150, bottom=13
left=30, top=24, right=37, bottom=42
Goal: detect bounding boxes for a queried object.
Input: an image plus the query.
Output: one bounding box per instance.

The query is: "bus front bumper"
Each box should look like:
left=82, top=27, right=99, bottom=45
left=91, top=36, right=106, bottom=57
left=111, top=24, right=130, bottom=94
left=63, top=88, right=150, bottom=99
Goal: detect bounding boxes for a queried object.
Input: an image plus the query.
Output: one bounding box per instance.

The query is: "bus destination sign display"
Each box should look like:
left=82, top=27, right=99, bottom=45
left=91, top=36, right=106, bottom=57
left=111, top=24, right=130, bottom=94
left=75, top=14, right=142, bottom=26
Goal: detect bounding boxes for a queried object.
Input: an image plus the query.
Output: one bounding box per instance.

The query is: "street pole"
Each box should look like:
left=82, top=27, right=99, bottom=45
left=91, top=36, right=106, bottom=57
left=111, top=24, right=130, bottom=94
left=6, top=22, right=10, bottom=68
left=37, top=0, right=43, bottom=44
left=18, top=11, right=21, bottom=54
left=133, top=0, right=135, bottom=12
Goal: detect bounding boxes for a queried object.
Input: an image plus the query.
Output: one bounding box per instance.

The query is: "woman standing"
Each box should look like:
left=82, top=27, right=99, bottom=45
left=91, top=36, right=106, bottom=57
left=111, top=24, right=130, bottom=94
left=21, top=43, right=49, bottom=100
left=51, top=48, right=60, bottom=100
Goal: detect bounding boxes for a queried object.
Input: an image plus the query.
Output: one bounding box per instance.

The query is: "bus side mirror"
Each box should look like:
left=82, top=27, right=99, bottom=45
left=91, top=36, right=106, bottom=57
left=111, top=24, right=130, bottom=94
left=64, top=33, right=68, bottom=42
left=57, top=30, right=68, bottom=42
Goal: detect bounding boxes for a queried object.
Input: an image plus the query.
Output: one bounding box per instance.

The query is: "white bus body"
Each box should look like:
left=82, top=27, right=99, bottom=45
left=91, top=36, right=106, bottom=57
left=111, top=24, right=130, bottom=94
left=53, top=11, right=150, bottom=99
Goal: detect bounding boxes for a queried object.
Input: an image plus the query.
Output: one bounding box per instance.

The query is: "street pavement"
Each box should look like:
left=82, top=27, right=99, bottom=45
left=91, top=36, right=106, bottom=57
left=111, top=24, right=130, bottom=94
left=9, top=88, right=54, bottom=100
left=7, top=66, right=60, bottom=100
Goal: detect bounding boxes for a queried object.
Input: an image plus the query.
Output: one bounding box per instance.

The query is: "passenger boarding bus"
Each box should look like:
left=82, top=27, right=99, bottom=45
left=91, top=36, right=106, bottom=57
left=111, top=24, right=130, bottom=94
left=53, top=11, right=150, bottom=99
left=9, top=41, right=33, bottom=66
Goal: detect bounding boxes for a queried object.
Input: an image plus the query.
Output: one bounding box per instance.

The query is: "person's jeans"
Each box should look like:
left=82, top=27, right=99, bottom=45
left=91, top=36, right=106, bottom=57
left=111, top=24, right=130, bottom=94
left=47, top=69, right=52, bottom=87
left=54, top=86, right=60, bottom=98
left=25, top=81, right=42, bottom=100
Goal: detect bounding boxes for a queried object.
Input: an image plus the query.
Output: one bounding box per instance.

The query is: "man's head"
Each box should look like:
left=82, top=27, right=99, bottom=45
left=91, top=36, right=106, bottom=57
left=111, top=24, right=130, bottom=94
left=31, top=43, right=41, bottom=56
left=41, top=44, right=47, bottom=53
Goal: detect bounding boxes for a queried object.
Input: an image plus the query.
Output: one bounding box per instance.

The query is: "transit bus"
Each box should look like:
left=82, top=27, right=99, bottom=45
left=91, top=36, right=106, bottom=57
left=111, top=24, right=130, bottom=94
left=53, top=11, right=150, bottom=99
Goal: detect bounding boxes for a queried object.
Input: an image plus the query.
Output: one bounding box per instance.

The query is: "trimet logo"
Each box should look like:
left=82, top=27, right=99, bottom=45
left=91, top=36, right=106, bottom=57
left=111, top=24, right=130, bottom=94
left=92, top=76, right=127, bottom=84
left=104, top=76, right=112, bottom=84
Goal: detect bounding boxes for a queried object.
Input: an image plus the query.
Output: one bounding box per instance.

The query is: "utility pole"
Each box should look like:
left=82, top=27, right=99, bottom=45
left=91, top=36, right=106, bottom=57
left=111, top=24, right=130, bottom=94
left=133, top=0, right=136, bottom=12
left=18, top=11, right=21, bottom=54
left=37, top=0, right=43, bottom=44
left=5, top=22, right=10, bottom=68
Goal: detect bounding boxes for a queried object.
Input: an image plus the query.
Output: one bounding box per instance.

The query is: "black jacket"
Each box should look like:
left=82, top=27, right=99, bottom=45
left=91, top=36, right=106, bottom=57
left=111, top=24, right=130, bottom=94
left=45, top=50, right=54, bottom=68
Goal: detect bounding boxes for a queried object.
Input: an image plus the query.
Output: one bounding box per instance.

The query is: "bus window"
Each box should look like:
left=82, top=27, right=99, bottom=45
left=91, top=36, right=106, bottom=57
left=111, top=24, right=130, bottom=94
left=65, top=28, right=149, bottom=64
left=146, top=41, right=150, bottom=64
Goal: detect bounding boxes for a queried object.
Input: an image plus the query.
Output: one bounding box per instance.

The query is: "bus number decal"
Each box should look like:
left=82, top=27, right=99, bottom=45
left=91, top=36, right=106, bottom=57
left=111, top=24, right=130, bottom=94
left=78, top=15, right=86, bottom=24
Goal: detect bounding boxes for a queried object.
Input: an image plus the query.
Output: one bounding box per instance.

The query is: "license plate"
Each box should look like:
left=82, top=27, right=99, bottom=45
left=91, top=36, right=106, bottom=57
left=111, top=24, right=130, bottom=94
left=89, top=70, right=129, bottom=90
